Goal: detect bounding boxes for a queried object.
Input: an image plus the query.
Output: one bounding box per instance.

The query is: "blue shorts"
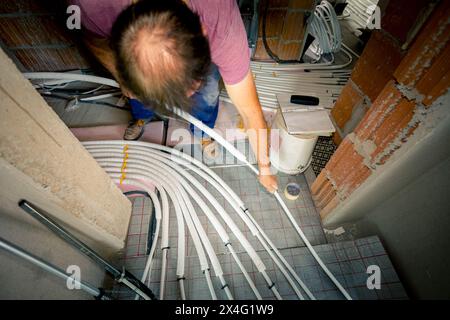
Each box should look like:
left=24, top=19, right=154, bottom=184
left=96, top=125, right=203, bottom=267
left=129, top=64, right=221, bottom=137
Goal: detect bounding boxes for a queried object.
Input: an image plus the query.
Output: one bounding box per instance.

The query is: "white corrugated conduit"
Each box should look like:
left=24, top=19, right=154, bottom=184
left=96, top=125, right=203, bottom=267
left=23, top=72, right=352, bottom=300
left=309, top=0, right=342, bottom=55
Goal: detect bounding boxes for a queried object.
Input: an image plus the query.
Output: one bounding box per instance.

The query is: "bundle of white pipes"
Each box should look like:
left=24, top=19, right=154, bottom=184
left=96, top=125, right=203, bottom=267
left=23, top=72, right=353, bottom=300
left=84, top=140, right=314, bottom=300
left=345, top=0, right=379, bottom=31
left=220, top=51, right=353, bottom=109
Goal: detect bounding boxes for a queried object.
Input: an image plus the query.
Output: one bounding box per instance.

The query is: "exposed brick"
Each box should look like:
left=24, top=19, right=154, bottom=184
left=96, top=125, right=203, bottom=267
left=311, top=169, right=327, bottom=195
left=316, top=184, right=336, bottom=209
left=341, top=164, right=371, bottom=199
left=416, top=42, right=450, bottom=106
left=258, top=8, right=287, bottom=37
left=254, top=38, right=279, bottom=60
left=381, top=0, right=431, bottom=44
left=276, top=41, right=301, bottom=60
left=288, top=0, right=316, bottom=10
left=351, top=31, right=404, bottom=101
left=376, top=120, right=420, bottom=166
left=0, top=16, right=71, bottom=47
left=331, top=80, right=365, bottom=130
left=422, top=73, right=450, bottom=107
left=352, top=80, right=417, bottom=166
left=280, top=11, right=305, bottom=41
left=15, top=47, right=89, bottom=71
left=354, top=80, right=403, bottom=141
left=328, top=139, right=369, bottom=198
left=313, top=178, right=332, bottom=202
left=325, top=137, right=353, bottom=173
left=265, top=0, right=290, bottom=8
left=370, top=98, right=416, bottom=163
left=332, top=131, right=342, bottom=146
left=0, top=2, right=21, bottom=13
left=394, top=0, right=450, bottom=87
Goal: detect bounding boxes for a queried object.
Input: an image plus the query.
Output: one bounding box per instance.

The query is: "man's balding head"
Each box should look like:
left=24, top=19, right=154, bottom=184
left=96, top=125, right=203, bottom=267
left=111, top=0, right=211, bottom=110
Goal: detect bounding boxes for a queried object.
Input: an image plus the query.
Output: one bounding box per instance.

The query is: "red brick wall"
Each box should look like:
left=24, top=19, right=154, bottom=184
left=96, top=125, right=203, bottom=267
left=331, top=0, right=434, bottom=144
left=0, top=0, right=90, bottom=71
left=254, top=0, right=317, bottom=60
left=313, top=0, right=450, bottom=219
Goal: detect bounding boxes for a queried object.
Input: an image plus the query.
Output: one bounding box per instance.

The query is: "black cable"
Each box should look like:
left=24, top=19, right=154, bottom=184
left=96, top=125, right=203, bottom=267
left=262, top=0, right=301, bottom=64
left=123, top=190, right=158, bottom=258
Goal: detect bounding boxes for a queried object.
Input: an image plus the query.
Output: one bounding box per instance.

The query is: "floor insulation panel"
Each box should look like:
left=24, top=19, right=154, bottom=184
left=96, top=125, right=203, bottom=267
left=113, top=168, right=407, bottom=300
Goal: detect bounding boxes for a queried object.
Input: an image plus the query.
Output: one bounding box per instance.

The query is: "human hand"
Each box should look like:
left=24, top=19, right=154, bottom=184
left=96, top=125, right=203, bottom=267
left=258, top=166, right=278, bottom=193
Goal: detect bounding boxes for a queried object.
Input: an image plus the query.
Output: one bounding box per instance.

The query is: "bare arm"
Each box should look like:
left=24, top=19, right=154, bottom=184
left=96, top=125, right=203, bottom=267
left=225, top=70, right=278, bottom=193
left=84, top=36, right=119, bottom=79
left=83, top=36, right=135, bottom=98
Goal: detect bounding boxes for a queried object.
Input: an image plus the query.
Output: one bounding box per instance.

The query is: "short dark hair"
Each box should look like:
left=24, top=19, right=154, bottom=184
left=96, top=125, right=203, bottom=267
left=110, top=0, right=211, bottom=111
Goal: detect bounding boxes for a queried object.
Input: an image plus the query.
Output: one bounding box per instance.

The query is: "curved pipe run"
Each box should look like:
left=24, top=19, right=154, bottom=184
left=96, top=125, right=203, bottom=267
left=23, top=71, right=353, bottom=300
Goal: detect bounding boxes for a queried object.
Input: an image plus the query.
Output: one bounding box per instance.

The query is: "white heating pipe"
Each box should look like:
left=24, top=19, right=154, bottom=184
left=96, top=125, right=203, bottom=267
left=119, top=150, right=262, bottom=298
left=85, top=141, right=312, bottom=299
left=25, top=72, right=352, bottom=299
left=86, top=141, right=318, bottom=299
left=128, top=183, right=163, bottom=300
left=91, top=151, right=239, bottom=300
left=87, top=146, right=278, bottom=300
left=159, top=120, right=353, bottom=300
left=116, top=178, right=184, bottom=299
left=250, top=47, right=353, bottom=71
left=89, top=143, right=311, bottom=299
left=148, top=116, right=353, bottom=299
left=107, top=172, right=218, bottom=299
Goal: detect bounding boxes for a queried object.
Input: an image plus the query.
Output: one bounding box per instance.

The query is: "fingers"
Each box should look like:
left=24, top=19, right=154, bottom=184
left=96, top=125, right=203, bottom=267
left=259, top=175, right=278, bottom=194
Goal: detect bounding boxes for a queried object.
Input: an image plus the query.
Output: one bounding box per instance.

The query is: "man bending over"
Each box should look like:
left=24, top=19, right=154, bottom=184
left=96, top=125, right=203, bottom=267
left=71, top=0, right=278, bottom=193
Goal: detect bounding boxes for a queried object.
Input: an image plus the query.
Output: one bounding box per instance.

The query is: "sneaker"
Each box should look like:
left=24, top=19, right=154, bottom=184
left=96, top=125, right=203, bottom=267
left=201, top=137, right=221, bottom=160
left=124, top=119, right=147, bottom=141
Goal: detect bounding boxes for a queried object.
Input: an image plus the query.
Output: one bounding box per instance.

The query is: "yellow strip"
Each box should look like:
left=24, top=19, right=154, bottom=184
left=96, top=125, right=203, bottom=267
left=120, top=144, right=129, bottom=185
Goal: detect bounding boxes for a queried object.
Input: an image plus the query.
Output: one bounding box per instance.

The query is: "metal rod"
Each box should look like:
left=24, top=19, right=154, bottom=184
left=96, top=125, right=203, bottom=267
left=18, top=200, right=157, bottom=300
left=0, top=236, right=110, bottom=299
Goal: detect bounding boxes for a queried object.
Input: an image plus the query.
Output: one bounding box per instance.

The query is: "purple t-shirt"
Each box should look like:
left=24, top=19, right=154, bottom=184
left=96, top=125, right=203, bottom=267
left=71, top=0, right=250, bottom=85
